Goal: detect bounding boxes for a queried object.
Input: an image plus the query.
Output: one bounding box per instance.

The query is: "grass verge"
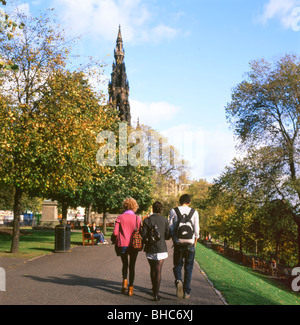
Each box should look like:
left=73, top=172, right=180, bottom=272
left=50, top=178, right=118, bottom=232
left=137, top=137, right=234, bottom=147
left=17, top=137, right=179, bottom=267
left=195, top=242, right=300, bottom=305
left=0, top=227, right=113, bottom=260
left=3, top=229, right=299, bottom=305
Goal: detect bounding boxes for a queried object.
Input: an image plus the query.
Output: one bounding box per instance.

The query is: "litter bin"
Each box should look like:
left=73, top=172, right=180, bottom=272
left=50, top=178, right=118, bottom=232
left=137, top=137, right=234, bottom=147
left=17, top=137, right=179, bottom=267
left=54, top=225, right=71, bottom=252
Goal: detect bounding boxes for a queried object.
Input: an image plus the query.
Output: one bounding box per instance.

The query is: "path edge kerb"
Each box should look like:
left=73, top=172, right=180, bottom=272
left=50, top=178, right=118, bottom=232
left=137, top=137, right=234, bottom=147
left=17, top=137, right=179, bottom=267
left=194, top=260, right=228, bottom=305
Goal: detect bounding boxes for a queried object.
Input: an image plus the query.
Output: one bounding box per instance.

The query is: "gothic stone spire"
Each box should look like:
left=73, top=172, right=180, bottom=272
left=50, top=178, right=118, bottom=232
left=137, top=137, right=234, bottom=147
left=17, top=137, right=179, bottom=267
left=109, top=25, right=131, bottom=125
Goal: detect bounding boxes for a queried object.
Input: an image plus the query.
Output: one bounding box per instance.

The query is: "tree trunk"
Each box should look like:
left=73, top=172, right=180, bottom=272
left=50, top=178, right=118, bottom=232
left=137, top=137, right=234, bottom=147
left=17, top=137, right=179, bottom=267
left=85, top=205, right=92, bottom=225
left=61, top=202, right=68, bottom=225
left=10, top=186, right=22, bottom=253
left=103, top=208, right=107, bottom=235
left=295, top=217, right=300, bottom=267
left=239, top=236, right=243, bottom=255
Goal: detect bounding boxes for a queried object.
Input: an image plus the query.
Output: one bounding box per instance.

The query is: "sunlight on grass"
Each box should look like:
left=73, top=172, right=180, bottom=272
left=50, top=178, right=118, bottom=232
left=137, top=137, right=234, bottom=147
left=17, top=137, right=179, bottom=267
left=0, top=228, right=83, bottom=259
left=195, top=243, right=300, bottom=305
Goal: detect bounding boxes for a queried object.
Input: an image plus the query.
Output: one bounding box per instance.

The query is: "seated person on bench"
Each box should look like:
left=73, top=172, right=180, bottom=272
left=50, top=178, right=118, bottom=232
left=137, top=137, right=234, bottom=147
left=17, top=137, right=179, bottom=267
left=90, top=222, right=108, bottom=245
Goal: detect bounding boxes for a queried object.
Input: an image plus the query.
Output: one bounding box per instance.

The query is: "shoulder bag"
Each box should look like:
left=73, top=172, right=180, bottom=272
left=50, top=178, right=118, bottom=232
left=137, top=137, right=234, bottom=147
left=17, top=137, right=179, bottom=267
left=132, top=215, right=143, bottom=251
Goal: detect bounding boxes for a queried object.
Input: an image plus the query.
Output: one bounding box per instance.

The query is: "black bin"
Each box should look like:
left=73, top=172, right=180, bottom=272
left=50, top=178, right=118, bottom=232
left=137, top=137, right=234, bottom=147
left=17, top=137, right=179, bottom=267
left=55, top=225, right=71, bottom=252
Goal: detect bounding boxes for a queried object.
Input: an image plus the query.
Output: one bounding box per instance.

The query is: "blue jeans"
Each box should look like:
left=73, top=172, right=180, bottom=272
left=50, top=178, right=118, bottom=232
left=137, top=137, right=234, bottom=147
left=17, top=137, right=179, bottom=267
left=93, top=233, right=104, bottom=244
left=173, top=244, right=195, bottom=295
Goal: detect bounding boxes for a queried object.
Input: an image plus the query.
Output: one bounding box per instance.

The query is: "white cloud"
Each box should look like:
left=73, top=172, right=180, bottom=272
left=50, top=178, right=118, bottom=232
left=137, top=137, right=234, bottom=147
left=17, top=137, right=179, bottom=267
left=148, top=24, right=179, bottom=43
left=17, top=3, right=31, bottom=16
left=131, top=98, right=238, bottom=181
left=130, top=99, right=181, bottom=128
left=201, top=128, right=237, bottom=182
left=50, top=0, right=180, bottom=43
left=161, top=124, right=237, bottom=182
left=258, top=0, right=300, bottom=30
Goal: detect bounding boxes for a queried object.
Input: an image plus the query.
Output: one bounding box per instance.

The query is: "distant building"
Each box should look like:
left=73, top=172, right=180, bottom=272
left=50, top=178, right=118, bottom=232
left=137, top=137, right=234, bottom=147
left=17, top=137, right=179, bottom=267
left=108, top=25, right=131, bottom=125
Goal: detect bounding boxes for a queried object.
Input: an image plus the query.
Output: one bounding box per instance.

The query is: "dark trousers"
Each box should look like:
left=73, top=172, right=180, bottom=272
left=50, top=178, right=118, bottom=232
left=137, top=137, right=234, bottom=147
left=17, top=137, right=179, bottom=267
left=173, top=244, right=195, bottom=295
left=120, top=248, right=139, bottom=286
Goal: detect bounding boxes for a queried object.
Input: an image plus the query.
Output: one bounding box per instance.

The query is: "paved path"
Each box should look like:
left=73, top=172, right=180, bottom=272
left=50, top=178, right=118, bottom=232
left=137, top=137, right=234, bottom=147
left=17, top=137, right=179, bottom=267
left=0, top=240, right=225, bottom=306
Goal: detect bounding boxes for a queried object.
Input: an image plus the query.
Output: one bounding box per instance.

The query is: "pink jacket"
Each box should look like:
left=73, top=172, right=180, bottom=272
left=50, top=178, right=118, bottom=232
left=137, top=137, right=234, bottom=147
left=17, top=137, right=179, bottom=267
left=113, top=210, right=141, bottom=247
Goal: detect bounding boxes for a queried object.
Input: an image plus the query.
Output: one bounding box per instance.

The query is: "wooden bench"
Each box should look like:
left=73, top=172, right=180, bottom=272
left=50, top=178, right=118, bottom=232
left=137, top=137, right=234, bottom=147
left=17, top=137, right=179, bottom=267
left=82, top=228, right=97, bottom=246
left=217, top=245, right=224, bottom=254
left=252, top=257, right=259, bottom=269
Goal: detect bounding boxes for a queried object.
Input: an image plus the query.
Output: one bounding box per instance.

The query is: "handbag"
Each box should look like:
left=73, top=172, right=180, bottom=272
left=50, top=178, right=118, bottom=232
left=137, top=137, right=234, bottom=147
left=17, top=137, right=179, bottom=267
left=111, top=233, right=117, bottom=244
left=132, top=216, right=143, bottom=251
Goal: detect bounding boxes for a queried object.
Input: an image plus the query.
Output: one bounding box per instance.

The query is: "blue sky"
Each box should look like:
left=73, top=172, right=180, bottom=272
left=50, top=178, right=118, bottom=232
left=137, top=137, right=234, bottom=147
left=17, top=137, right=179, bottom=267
left=5, top=0, right=300, bottom=182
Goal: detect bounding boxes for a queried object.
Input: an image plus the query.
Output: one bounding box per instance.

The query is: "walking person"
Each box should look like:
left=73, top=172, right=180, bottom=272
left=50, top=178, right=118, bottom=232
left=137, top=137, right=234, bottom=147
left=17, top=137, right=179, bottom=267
left=113, top=198, right=141, bottom=296
left=169, top=194, right=200, bottom=299
left=142, top=201, right=171, bottom=301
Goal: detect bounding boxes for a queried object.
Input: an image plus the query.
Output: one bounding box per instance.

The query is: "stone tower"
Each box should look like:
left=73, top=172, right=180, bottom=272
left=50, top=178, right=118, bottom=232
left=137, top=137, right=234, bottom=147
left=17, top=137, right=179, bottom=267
left=108, top=25, right=131, bottom=125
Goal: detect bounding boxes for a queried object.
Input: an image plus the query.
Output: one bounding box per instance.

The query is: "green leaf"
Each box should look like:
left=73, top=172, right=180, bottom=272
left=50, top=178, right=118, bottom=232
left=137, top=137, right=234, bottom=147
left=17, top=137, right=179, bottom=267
left=10, top=64, right=18, bottom=71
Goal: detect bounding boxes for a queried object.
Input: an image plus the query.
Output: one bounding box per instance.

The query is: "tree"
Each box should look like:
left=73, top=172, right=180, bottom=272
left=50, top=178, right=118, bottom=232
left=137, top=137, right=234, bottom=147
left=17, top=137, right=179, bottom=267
left=212, top=145, right=299, bottom=262
left=137, top=124, right=189, bottom=213
left=0, top=0, right=24, bottom=72
left=254, top=200, right=297, bottom=265
left=187, top=179, right=212, bottom=238
left=35, top=70, right=118, bottom=219
left=0, top=9, right=70, bottom=252
left=207, top=166, right=256, bottom=255
left=91, top=165, right=153, bottom=234
left=226, top=54, right=300, bottom=265
left=0, top=8, right=115, bottom=252
left=80, top=122, right=154, bottom=234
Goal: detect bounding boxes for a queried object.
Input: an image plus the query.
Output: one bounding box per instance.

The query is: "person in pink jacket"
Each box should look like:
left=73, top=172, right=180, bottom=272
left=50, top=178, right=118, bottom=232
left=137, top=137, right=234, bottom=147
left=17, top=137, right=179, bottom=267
left=113, top=197, right=141, bottom=296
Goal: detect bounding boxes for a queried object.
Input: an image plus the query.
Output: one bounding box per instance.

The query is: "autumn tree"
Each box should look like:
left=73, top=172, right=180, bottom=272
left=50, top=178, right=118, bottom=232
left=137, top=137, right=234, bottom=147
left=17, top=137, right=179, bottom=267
left=34, top=70, right=118, bottom=220
left=135, top=124, right=189, bottom=214
left=0, top=8, right=116, bottom=252
left=186, top=179, right=212, bottom=238
left=0, top=9, right=70, bottom=252
left=226, top=54, right=300, bottom=265
left=78, top=122, right=154, bottom=234
left=0, top=0, right=24, bottom=72
left=212, top=148, right=298, bottom=260
left=91, top=164, right=153, bottom=234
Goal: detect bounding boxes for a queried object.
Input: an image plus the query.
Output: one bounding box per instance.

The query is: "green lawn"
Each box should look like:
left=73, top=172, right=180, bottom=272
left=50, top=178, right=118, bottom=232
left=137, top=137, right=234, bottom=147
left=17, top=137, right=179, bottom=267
left=0, top=227, right=113, bottom=259
left=195, top=243, right=300, bottom=305
left=2, top=229, right=299, bottom=305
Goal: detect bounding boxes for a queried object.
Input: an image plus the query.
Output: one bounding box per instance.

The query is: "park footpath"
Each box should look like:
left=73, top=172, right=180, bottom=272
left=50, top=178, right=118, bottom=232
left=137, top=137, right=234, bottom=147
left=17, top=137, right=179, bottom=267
left=0, top=240, right=225, bottom=311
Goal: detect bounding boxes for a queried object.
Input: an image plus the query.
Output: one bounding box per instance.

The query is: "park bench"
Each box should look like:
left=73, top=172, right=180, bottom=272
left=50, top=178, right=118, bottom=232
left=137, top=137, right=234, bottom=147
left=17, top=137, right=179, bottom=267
left=82, top=228, right=97, bottom=246
left=217, top=245, right=224, bottom=254
left=259, top=260, right=269, bottom=273
left=252, top=257, right=259, bottom=269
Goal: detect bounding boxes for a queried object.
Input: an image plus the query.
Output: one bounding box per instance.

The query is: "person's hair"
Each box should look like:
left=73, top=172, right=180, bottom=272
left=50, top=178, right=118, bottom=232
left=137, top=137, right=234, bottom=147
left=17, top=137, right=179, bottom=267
left=179, top=194, right=191, bottom=205
left=152, top=201, right=163, bottom=214
left=122, top=197, right=139, bottom=212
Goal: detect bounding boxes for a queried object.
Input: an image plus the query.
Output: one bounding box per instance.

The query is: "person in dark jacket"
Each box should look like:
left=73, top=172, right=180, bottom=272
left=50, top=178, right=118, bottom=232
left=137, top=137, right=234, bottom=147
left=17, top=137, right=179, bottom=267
left=142, top=201, right=171, bottom=301
left=90, top=222, right=107, bottom=244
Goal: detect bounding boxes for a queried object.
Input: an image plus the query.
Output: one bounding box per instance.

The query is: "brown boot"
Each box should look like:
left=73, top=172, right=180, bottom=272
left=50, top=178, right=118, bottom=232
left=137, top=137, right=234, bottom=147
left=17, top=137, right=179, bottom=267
left=128, top=286, right=134, bottom=296
left=121, top=279, right=128, bottom=294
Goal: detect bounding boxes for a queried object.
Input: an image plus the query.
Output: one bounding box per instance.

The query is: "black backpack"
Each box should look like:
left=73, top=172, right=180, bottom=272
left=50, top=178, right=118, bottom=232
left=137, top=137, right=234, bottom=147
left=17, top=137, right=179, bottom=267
left=145, top=219, right=161, bottom=245
left=174, top=207, right=195, bottom=244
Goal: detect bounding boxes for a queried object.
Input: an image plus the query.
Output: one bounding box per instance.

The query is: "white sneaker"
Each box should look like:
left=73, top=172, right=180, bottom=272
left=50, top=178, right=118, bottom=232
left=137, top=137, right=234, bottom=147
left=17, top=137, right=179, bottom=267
left=176, top=280, right=183, bottom=299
